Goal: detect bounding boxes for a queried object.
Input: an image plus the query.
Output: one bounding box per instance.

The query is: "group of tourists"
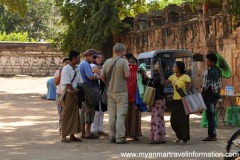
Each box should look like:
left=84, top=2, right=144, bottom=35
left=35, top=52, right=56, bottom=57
left=53, top=43, right=222, bottom=144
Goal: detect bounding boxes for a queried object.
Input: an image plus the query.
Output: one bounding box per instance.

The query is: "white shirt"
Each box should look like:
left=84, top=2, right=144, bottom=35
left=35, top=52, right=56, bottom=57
left=60, top=64, right=83, bottom=92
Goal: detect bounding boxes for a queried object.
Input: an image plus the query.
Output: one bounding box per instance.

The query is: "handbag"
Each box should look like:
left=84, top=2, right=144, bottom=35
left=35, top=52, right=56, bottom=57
left=102, top=58, right=120, bottom=105
left=177, top=88, right=207, bottom=115
left=142, top=81, right=156, bottom=106
left=82, top=82, right=101, bottom=107
left=60, top=71, right=77, bottom=104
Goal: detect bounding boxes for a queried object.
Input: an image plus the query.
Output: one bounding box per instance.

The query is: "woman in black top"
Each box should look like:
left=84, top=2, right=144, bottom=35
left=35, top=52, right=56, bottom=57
left=141, top=62, right=166, bottom=144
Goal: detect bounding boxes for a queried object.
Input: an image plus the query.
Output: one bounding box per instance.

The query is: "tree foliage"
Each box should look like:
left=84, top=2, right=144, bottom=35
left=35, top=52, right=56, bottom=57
left=0, top=0, right=29, bottom=17
left=0, top=31, right=35, bottom=42
left=55, top=0, right=184, bottom=53
left=0, top=0, right=63, bottom=41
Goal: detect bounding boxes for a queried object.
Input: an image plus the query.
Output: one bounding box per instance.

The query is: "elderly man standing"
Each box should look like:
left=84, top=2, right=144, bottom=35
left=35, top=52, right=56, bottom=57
left=102, top=43, right=130, bottom=144
left=79, top=49, right=100, bottom=139
left=60, top=50, right=82, bottom=143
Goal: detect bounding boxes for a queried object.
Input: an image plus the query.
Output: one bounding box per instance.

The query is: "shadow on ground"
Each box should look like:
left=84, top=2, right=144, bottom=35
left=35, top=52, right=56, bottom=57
left=0, top=92, right=238, bottom=160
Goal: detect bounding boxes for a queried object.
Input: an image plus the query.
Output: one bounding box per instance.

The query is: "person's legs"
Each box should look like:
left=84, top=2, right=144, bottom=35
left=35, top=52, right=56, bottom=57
left=170, top=100, right=180, bottom=139
left=56, top=93, right=63, bottom=130
left=108, top=92, right=117, bottom=140
left=86, top=123, right=91, bottom=136
left=115, top=92, right=128, bottom=143
left=85, top=100, right=96, bottom=137
left=204, top=98, right=217, bottom=140
left=80, top=103, right=86, bottom=138
left=91, top=111, right=100, bottom=133
left=150, top=100, right=160, bottom=142
left=97, top=111, right=104, bottom=132
left=158, top=99, right=166, bottom=142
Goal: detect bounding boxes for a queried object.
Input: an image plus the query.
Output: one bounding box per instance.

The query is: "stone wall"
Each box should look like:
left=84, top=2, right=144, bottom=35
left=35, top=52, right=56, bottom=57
left=0, top=42, right=64, bottom=76
left=115, top=4, right=240, bottom=93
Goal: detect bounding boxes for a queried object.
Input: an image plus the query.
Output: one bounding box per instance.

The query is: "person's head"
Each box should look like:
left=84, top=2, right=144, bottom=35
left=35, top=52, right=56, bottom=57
left=123, top=53, right=134, bottom=61
left=68, top=50, right=80, bottom=65
left=95, top=52, right=104, bottom=65
left=62, top=58, right=70, bottom=67
left=113, top=43, right=126, bottom=58
left=173, top=61, right=185, bottom=74
left=206, top=53, right=217, bottom=68
left=154, top=61, right=166, bottom=73
left=129, top=57, right=138, bottom=65
left=83, top=49, right=98, bottom=63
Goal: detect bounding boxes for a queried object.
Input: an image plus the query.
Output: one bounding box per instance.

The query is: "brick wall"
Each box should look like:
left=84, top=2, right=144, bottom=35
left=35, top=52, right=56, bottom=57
left=115, top=4, right=240, bottom=93
left=0, top=42, right=64, bottom=76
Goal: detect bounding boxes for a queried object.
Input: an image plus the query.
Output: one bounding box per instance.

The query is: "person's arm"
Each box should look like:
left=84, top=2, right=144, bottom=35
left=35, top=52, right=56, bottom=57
left=123, top=60, right=130, bottom=79
left=54, top=70, right=61, bottom=86
left=185, top=75, right=192, bottom=90
left=85, top=64, right=100, bottom=81
left=163, top=74, right=172, bottom=86
left=101, top=65, right=106, bottom=83
left=186, top=82, right=192, bottom=90
left=92, top=66, right=100, bottom=75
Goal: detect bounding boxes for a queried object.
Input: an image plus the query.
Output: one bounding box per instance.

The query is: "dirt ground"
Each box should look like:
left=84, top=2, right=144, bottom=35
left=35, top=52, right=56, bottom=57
left=0, top=76, right=238, bottom=160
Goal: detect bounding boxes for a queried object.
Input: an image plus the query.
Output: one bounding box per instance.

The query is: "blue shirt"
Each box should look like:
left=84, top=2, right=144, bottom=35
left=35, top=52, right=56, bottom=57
left=78, top=60, right=94, bottom=86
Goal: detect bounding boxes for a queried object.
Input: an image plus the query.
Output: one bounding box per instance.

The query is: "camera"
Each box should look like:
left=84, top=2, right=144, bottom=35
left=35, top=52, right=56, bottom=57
left=137, top=67, right=144, bottom=74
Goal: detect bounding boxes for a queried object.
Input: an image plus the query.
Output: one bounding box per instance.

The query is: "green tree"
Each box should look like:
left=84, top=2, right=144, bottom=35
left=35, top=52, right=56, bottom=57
left=0, top=0, right=63, bottom=41
left=0, top=0, right=28, bottom=17
left=56, top=0, right=123, bottom=53
left=55, top=0, right=185, bottom=53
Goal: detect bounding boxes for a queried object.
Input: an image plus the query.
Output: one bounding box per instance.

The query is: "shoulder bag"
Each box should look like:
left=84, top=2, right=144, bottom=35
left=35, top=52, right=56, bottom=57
left=102, top=58, right=120, bottom=105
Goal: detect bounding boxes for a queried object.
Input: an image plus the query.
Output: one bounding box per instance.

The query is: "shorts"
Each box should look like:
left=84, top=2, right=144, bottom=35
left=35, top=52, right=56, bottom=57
left=80, top=99, right=95, bottom=124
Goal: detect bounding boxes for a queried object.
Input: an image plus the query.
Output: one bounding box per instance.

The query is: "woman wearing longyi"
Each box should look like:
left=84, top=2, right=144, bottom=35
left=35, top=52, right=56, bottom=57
left=141, top=62, right=166, bottom=144
left=164, top=61, right=191, bottom=143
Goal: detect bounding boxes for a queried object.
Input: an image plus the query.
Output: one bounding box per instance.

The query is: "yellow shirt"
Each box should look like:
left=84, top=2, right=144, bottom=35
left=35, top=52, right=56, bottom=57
left=168, top=74, right=191, bottom=100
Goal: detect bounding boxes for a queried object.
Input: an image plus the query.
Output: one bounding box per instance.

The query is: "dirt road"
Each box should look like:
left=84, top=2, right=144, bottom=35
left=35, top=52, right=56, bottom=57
left=0, top=77, right=237, bottom=160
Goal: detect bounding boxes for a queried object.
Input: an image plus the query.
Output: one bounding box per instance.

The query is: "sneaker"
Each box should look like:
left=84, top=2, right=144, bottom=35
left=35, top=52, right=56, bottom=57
left=202, top=136, right=217, bottom=141
left=110, top=137, right=116, bottom=143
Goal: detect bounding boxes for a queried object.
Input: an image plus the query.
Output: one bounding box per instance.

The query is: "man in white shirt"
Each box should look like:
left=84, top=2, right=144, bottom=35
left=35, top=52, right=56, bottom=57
left=60, top=50, right=83, bottom=143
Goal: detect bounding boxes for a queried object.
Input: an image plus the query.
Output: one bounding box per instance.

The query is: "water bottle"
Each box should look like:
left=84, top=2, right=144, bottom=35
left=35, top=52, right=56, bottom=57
left=229, top=86, right=232, bottom=95
left=225, top=86, right=228, bottom=95
left=225, top=85, right=230, bottom=95
left=231, top=86, right=235, bottom=95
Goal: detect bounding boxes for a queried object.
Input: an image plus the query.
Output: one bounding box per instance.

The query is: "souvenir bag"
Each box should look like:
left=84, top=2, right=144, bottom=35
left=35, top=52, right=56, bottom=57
left=177, top=88, right=206, bottom=115
left=142, top=81, right=156, bottom=106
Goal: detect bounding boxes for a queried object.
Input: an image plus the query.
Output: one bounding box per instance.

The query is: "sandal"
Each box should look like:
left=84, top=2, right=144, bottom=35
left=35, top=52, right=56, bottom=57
left=61, top=138, right=70, bottom=143
left=133, top=137, right=140, bottom=141
left=85, top=133, right=99, bottom=139
left=148, top=141, right=160, bottom=144
left=70, top=137, right=82, bottom=142
left=98, top=131, right=108, bottom=136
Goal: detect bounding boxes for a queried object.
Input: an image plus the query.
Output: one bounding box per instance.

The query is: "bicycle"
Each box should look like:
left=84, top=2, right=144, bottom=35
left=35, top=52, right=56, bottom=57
left=224, top=128, right=240, bottom=160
